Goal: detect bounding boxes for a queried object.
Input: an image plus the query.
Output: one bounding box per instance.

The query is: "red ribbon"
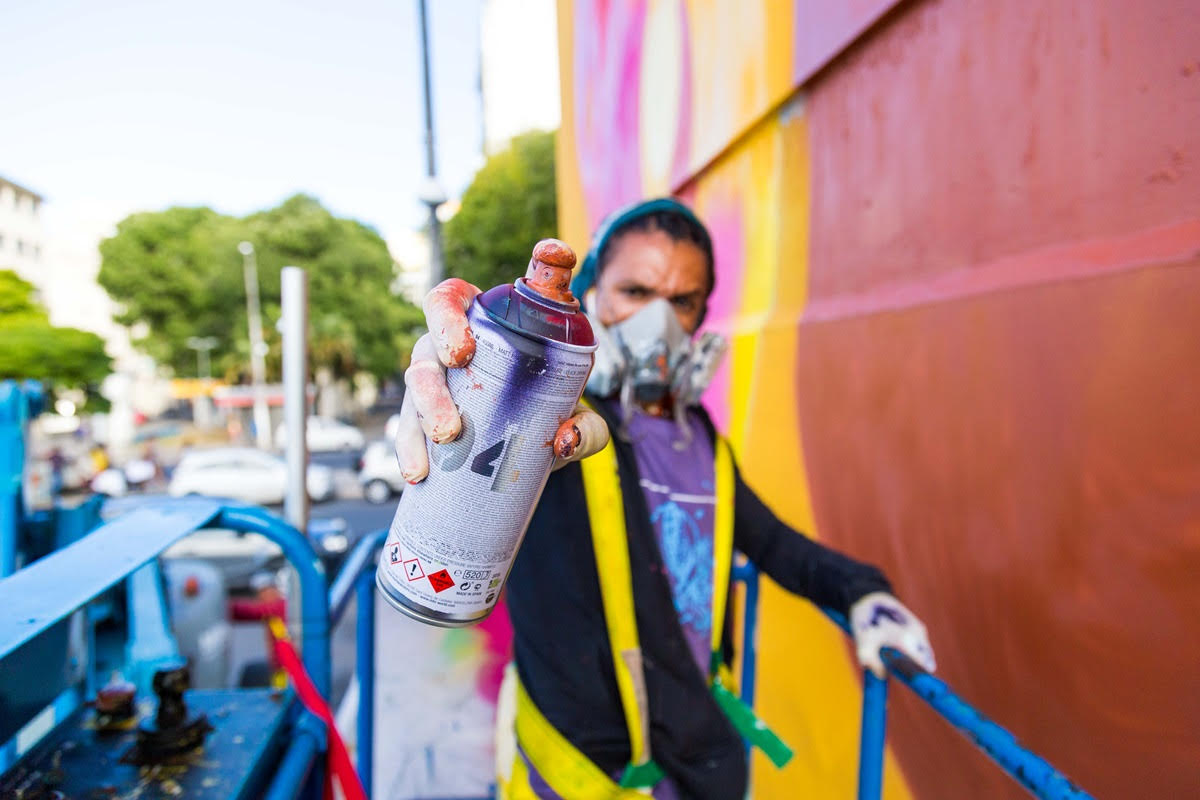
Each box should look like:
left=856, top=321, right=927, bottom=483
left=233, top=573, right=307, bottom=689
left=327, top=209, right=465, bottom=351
left=268, top=617, right=367, bottom=800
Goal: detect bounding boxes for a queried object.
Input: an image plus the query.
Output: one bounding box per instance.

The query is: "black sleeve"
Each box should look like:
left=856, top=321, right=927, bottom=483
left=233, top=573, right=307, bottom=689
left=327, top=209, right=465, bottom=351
left=732, top=460, right=891, bottom=616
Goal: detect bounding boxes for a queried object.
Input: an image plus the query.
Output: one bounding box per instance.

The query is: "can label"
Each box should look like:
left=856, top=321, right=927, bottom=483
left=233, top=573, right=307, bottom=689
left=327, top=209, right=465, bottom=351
left=378, top=304, right=593, bottom=623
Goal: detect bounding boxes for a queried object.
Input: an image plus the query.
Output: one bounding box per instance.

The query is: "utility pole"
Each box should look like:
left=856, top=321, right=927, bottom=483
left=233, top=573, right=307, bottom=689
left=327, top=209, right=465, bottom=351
left=417, top=0, right=446, bottom=291
left=239, top=242, right=272, bottom=450
left=281, top=267, right=309, bottom=533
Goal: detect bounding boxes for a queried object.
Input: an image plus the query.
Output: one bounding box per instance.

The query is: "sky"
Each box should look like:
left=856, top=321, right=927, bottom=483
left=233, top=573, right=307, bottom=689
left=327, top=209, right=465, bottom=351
left=0, top=0, right=519, bottom=251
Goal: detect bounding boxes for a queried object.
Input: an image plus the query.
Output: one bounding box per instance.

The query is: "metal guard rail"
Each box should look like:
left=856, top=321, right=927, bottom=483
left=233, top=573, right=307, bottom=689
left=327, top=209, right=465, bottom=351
left=328, top=526, right=389, bottom=798
left=0, top=500, right=332, bottom=800
left=335, top=534, right=1093, bottom=800
left=730, top=562, right=1093, bottom=800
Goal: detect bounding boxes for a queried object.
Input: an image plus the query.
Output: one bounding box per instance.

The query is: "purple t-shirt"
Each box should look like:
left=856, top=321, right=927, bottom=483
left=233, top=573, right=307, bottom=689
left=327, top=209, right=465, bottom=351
left=622, top=406, right=717, bottom=677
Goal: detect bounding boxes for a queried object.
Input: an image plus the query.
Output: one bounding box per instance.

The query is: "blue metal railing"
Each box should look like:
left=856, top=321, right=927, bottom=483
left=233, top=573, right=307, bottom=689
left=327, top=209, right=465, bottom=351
left=730, top=561, right=1093, bottom=800
left=0, top=500, right=333, bottom=799
left=327, top=527, right=388, bottom=799
left=336, top=540, right=1095, bottom=799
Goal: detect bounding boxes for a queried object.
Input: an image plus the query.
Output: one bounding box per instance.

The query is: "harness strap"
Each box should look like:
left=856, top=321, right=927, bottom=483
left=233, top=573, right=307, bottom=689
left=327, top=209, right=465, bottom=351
left=710, top=437, right=735, bottom=669
left=514, top=676, right=646, bottom=799
left=581, top=434, right=654, bottom=778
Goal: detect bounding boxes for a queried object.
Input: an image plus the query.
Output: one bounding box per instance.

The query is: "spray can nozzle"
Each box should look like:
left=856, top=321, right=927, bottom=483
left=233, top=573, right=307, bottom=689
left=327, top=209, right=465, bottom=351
left=524, top=239, right=579, bottom=306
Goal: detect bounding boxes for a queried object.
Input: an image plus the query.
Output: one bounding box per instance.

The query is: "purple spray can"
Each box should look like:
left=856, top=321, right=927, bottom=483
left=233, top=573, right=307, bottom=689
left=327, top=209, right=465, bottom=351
left=377, top=240, right=596, bottom=626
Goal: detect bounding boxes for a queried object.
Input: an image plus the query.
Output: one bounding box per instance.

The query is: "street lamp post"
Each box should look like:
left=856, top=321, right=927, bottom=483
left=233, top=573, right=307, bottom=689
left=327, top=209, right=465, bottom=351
left=185, top=335, right=218, bottom=379
left=185, top=335, right=219, bottom=429
left=239, top=242, right=272, bottom=450
left=417, top=0, right=446, bottom=291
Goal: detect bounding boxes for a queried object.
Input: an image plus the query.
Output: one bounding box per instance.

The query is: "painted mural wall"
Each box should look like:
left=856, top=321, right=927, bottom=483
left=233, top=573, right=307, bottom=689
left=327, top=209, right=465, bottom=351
left=556, top=0, right=1200, bottom=797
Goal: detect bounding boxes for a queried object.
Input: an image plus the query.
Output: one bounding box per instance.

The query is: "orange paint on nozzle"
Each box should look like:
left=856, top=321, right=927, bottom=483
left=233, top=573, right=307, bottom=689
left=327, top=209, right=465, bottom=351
left=525, top=239, right=579, bottom=305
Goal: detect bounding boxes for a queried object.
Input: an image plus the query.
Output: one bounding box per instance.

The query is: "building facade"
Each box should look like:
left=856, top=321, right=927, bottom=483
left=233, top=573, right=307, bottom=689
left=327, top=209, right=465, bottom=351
left=0, top=176, right=45, bottom=281
left=0, top=174, right=168, bottom=448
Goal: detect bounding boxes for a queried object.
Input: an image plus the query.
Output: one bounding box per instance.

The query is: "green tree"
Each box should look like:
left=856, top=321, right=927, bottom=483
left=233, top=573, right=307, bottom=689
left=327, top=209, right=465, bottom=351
left=443, top=130, right=557, bottom=290
left=98, top=194, right=425, bottom=382
left=0, top=270, right=112, bottom=407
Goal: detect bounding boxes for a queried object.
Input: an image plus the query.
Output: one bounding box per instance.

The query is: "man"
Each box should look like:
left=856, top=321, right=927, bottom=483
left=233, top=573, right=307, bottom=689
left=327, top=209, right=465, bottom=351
left=395, top=198, right=935, bottom=798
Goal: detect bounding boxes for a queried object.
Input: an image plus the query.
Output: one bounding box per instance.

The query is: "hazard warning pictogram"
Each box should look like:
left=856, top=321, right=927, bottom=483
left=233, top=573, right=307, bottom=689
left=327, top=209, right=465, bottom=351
left=403, top=558, right=424, bottom=582
left=428, top=569, right=454, bottom=593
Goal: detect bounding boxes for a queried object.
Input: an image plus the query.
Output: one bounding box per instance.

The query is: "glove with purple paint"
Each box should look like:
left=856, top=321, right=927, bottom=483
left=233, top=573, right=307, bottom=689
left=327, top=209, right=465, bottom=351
left=848, top=592, right=936, bottom=679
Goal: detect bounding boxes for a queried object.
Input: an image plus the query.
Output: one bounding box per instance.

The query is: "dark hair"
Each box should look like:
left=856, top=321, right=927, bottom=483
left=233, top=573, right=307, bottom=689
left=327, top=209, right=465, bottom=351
left=595, top=209, right=716, bottom=295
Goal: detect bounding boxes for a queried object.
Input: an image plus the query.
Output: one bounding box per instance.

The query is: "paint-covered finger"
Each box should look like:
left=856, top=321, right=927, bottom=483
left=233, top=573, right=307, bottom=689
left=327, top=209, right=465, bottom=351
left=393, top=389, right=429, bottom=484
left=423, top=278, right=481, bottom=368
left=404, top=334, right=462, bottom=444
left=551, top=406, right=610, bottom=465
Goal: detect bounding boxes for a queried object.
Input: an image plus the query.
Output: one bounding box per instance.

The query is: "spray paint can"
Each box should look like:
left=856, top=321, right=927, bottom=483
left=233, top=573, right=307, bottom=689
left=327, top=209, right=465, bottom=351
left=377, top=240, right=597, bottom=626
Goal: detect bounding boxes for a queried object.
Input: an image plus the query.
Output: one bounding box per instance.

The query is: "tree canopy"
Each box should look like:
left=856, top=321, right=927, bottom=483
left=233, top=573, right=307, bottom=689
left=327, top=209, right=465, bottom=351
left=98, top=194, right=424, bottom=382
left=0, top=270, right=111, bottom=407
left=443, top=130, right=558, bottom=291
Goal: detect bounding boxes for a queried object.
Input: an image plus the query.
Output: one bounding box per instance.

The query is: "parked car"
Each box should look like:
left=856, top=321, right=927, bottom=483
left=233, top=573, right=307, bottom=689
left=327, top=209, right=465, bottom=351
left=384, top=413, right=403, bottom=443
left=358, top=439, right=405, bottom=504
left=274, top=416, right=365, bottom=452
left=167, top=447, right=335, bottom=505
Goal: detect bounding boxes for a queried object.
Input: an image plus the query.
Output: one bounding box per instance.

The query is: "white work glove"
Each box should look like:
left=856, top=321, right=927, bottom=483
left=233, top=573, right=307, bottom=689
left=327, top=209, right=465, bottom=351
left=849, top=592, right=936, bottom=679
left=394, top=278, right=609, bottom=484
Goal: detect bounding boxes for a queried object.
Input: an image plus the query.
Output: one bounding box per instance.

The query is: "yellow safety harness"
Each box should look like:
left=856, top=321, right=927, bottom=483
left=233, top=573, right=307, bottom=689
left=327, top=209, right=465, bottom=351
left=504, top=431, right=792, bottom=798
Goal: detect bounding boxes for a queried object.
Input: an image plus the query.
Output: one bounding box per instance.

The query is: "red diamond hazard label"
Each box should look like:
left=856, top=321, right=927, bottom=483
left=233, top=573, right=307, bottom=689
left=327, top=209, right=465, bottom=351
left=427, top=569, right=454, bottom=593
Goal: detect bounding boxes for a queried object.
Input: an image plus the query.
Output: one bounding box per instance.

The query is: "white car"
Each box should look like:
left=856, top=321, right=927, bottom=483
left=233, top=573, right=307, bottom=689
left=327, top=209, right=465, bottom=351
left=275, top=416, right=366, bottom=452
left=168, top=447, right=335, bottom=505
left=358, top=439, right=405, bottom=504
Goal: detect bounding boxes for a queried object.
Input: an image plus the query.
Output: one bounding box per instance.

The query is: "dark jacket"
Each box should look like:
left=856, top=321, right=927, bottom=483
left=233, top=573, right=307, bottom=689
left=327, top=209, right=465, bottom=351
left=506, top=399, right=891, bottom=798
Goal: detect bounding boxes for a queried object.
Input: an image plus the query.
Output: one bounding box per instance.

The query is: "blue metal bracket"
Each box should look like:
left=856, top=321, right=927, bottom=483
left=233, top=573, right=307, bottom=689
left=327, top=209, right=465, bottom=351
left=0, top=500, right=332, bottom=777
left=0, top=500, right=224, bottom=659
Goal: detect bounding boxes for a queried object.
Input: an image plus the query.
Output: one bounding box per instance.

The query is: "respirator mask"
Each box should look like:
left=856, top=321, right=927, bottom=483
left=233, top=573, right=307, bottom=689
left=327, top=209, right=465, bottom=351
left=586, top=298, right=728, bottom=445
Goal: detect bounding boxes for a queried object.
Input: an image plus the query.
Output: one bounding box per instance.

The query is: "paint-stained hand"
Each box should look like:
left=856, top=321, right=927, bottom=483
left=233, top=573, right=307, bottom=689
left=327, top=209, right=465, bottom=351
left=849, top=592, right=936, bottom=679
left=394, top=278, right=609, bottom=484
